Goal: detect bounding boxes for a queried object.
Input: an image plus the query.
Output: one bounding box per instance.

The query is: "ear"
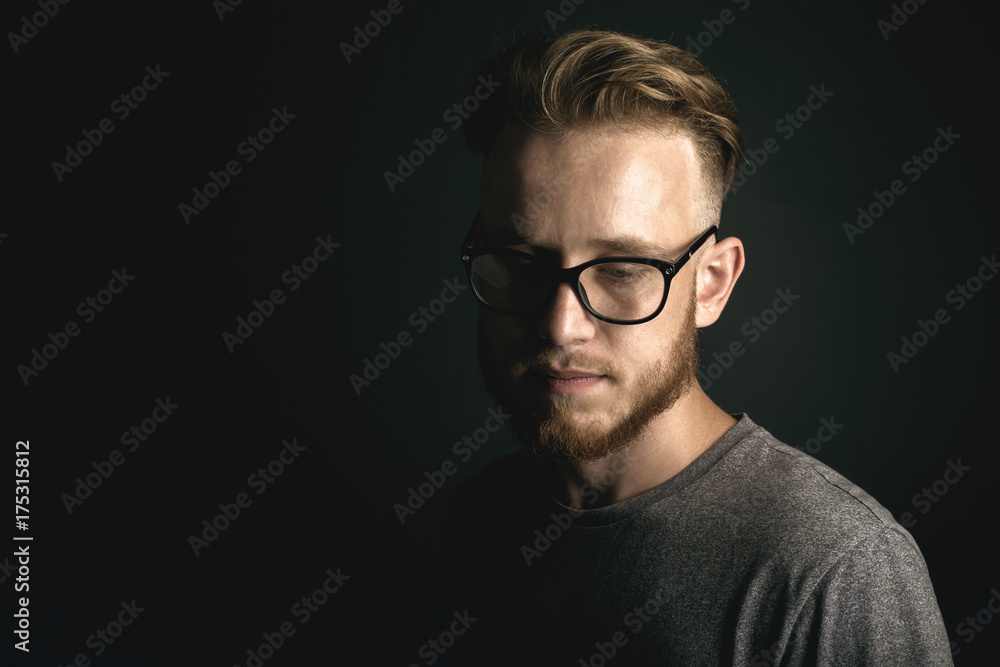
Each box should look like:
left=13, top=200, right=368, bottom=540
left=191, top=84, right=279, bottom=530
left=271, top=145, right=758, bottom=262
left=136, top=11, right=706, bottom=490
left=694, top=236, right=745, bottom=328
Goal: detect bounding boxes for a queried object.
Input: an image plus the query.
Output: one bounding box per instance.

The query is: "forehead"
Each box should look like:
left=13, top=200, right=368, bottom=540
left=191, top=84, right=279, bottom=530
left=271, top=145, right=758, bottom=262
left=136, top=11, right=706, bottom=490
left=478, top=124, right=705, bottom=255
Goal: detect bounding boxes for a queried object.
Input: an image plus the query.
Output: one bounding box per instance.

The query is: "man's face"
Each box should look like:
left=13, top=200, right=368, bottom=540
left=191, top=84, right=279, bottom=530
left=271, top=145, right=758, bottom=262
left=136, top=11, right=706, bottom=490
left=476, top=123, right=710, bottom=462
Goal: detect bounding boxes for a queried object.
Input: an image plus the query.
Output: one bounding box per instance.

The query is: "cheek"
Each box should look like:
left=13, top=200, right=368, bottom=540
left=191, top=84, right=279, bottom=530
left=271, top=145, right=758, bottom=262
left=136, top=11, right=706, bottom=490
left=605, top=331, right=650, bottom=371
left=610, top=320, right=683, bottom=370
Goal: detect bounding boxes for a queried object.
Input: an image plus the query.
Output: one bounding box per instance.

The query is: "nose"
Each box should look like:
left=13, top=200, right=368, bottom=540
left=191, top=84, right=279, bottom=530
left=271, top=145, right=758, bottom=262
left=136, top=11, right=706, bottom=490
left=535, top=281, right=597, bottom=346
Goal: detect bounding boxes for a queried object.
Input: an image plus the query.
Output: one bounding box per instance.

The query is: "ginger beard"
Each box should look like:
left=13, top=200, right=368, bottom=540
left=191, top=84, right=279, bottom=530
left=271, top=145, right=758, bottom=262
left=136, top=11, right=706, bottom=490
left=478, top=290, right=701, bottom=462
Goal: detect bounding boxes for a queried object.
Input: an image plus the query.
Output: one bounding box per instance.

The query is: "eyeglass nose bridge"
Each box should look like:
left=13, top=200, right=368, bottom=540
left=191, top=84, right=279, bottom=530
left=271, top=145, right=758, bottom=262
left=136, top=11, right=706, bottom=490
left=535, top=264, right=595, bottom=318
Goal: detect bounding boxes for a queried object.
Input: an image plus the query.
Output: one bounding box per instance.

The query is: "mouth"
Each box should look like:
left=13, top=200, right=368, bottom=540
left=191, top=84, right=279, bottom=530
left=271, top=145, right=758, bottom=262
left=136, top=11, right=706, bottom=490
left=530, top=366, right=608, bottom=396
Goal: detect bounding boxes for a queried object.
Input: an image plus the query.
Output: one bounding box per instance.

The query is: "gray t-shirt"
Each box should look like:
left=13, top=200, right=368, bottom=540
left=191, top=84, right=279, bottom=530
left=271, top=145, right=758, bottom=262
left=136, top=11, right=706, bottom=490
left=439, top=413, right=953, bottom=666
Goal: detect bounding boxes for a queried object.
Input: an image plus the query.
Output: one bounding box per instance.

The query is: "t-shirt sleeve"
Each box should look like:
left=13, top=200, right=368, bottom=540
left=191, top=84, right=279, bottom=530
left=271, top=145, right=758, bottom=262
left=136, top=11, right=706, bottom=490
left=782, top=527, right=954, bottom=666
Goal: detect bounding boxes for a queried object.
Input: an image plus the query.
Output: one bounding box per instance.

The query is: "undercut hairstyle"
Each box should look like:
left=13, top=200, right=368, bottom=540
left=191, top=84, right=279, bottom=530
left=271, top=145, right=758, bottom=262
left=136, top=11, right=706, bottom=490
left=464, top=29, right=745, bottom=216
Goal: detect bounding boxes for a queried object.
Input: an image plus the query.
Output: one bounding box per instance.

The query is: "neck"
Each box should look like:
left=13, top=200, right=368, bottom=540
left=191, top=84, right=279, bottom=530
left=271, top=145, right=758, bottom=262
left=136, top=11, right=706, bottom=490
left=554, top=386, right=736, bottom=509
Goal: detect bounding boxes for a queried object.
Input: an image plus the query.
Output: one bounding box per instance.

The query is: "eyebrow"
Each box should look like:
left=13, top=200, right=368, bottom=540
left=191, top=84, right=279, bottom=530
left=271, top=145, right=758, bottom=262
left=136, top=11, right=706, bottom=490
left=473, top=212, right=687, bottom=261
left=486, top=231, right=679, bottom=262
left=587, top=235, right=677, bottom=260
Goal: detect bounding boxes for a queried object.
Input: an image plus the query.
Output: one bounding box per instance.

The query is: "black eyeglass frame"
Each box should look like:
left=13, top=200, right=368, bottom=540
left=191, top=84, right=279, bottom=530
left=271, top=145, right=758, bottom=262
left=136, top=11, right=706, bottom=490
left=460, top=220, right=719, bottom=325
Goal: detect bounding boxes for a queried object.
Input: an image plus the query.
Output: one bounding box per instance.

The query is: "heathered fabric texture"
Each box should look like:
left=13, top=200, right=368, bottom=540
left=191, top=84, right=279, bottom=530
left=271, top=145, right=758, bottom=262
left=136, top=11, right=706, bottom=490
left=440, top=414, right=953, bottom=666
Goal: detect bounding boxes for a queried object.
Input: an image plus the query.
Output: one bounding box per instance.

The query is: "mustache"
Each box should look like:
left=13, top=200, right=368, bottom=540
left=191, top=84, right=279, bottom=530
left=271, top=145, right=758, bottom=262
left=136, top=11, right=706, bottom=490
left=514, top=349, right=620, bottom=379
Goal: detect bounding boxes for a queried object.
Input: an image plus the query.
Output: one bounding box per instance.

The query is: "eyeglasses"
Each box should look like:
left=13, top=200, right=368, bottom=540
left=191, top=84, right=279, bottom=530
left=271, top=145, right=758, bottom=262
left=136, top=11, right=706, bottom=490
left=460, top=217, right=717, bottom=325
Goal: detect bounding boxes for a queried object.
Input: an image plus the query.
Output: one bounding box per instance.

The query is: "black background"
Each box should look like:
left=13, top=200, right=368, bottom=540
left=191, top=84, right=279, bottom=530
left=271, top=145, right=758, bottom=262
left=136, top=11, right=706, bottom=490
left=3, top=0, right=998, bottom=664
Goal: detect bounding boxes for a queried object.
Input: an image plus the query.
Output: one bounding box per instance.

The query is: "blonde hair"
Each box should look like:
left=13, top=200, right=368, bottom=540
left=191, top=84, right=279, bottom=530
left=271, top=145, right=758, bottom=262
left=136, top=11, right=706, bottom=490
left=466, top=30, right=744, bottom=209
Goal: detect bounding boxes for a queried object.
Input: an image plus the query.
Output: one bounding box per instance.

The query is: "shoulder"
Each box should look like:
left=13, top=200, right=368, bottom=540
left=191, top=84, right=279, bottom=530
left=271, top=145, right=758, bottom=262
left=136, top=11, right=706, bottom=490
left=706, top=417, right=920, bottom=569
left=706, top=419, right=951, bottom=658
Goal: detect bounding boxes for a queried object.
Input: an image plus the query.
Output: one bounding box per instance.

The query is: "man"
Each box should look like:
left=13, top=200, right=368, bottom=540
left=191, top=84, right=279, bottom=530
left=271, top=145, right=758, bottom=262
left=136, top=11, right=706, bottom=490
left=440, top=29, right=952, bottom=665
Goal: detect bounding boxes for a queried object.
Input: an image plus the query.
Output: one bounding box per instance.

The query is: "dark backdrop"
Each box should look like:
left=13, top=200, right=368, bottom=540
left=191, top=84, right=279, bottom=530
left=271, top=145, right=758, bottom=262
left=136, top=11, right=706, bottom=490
left=4, top=0, right=998, bottom=664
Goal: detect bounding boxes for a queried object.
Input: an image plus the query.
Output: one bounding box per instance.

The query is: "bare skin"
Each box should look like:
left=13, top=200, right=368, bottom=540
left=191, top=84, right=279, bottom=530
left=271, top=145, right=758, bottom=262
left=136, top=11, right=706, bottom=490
left=477, top=123, right=746, bottom=509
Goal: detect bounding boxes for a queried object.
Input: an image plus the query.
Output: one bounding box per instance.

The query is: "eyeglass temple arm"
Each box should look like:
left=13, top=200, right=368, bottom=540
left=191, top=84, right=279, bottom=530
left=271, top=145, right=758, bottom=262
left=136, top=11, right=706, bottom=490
left=669, top=226, right=718, bottom=273
left=460, top=211, right=482, bottom=255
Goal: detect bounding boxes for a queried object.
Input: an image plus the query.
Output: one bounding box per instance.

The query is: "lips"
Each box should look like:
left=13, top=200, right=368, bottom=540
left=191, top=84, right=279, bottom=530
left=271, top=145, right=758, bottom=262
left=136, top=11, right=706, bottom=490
left=536, top=367, right=603, bottom=379
left=531, top=366, right=607, bottom=395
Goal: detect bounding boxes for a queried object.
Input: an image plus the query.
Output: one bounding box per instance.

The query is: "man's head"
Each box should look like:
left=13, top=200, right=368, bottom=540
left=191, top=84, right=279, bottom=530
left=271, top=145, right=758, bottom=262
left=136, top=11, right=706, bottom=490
left=464, top=30, right=745, bottom=462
